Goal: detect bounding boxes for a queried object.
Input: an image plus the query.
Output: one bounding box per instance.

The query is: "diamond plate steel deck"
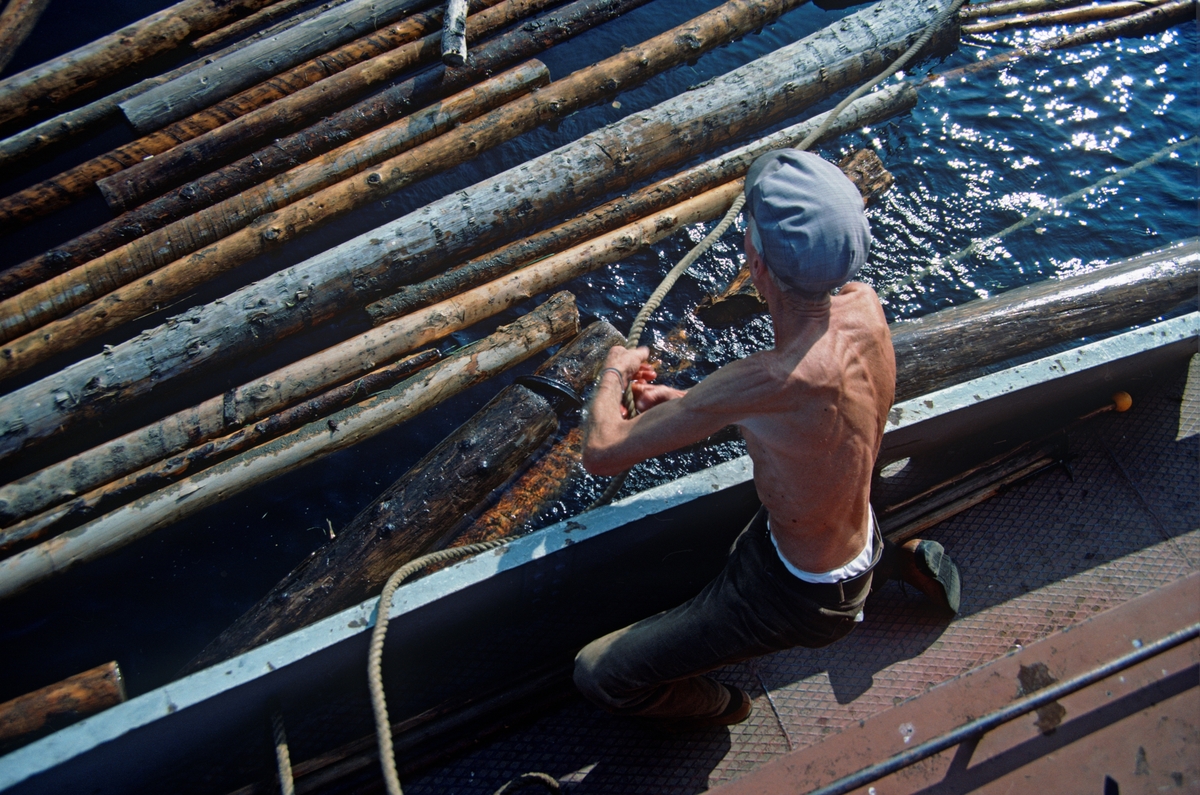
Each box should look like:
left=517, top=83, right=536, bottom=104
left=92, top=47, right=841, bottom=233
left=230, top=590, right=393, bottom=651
left=389, top=354, right=1199, bottom=795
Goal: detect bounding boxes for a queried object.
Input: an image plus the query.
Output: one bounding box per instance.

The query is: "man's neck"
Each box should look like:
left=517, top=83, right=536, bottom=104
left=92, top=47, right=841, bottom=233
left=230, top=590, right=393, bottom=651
left=769, top=291, right=831, bottom=346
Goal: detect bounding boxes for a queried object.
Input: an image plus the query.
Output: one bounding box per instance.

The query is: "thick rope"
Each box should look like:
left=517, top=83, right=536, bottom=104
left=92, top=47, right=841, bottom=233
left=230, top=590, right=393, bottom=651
left=589, top=0, right=967, bottom=509
left=272, top=709, right=296, bottom=795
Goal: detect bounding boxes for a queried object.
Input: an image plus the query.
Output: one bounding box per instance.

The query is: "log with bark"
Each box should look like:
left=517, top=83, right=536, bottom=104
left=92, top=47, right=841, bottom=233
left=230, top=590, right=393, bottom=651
left=96, top=0, right=545, bottom=212
left=0, top=60, right=550, bottom=352
left=0, top=254, right=579, bottom=530
left=182, top=317, right=620, bottom=673
left=442, top=0, right=470, bottom=65
left=190, top=0, right=355, bottom=52
left=0, top=0, right=277, bottom=130
left=0, top=661, right=125, bottom=747
left=0, top=0, right=955, bottom=461
left=0, top=0, right=358, bottom=173
left=0, top=292, right=580, bottom=602
left=0, top=349, right=442, bottom=554
left=0, top=0, right=53, bottom=75
left=368, top=84, right=917, bottom=324
left=0, top=0, right=485, bottom=236
left=0, top=0, right=642, bottom=301
left=958, top=0, right=1089, bottom=20
left=118, top=0, right=441, bottom=132
left=962, top=0, right=1171, bottom=34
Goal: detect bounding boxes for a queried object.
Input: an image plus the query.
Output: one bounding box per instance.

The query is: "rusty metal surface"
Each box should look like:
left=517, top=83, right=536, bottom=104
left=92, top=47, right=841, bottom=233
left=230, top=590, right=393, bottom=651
left=390, top=355, right=1199, bottom=794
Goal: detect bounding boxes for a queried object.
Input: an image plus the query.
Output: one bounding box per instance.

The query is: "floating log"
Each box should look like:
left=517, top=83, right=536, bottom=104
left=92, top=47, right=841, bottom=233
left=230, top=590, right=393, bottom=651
left=958, top=0, right=1089, bottom=21
left=96, top=0, right=538, bottom=212
left=0, top=0, right=635, bottom=304
left=890, top=238, right=1200, bottom=401
left=0, top=0, right=277, bottom=130
left=0, top=0, right=465, bottom=234
left=0, top=661, right=125, bottom=746
left=962, top=0, right=1172, bottom=34
left=368, top=84, right=916, bottom=324
left=0, top=0, right=53, bottom=75
left=0, top=292, right=580, bottom=602
left=0, top=349, right=442, bottom=554
left=0, top=0, right=954, bottom=460
left=118, top=0, right=440, bottom=132
left=190, top=0, right=354, bottom=51
left=183, top=317, right=618, bottom=673
left=0, top=0, right=356, bottom=174
left=442, top=0, right=470, bottom=65
left=0, top=59, right=549, bottom=353
left=0, top=255, right=576, bottom=530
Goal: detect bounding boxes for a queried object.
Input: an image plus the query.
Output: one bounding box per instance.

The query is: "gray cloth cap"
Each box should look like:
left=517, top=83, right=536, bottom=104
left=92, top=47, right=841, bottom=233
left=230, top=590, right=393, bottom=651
left=744, top=149, right=871, bottom=293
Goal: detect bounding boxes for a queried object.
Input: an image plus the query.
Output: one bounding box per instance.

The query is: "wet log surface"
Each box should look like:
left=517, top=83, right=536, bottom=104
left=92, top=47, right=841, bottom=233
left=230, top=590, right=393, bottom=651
left=0, top=0, right=53, bottom=75
left=0, top=0, right=460, bottom=235
left=0, top=0, right=276, bottom=130
left=183, top=317, right=619, bottom=673
left=0, top=293, right=580, bottom=602
left=368, top=85, right=916, bottom=324
left=0, top=61, right=551, bottom=364
left=97, top=0, right=537, bottom=212
left=0, top=349, right=442, bottom=553
left=117, top=0, right=440, bottom=132
left=0, top=0, right=953, bottom=461
left=891, top=237, right=1200, bottom=400
left=0, top=661, right=125, bottom=748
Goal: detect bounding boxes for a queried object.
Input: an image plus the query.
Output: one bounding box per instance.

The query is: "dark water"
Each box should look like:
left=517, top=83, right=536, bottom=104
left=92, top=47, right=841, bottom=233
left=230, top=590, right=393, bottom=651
left=0, top=0, right=1195, bottom=705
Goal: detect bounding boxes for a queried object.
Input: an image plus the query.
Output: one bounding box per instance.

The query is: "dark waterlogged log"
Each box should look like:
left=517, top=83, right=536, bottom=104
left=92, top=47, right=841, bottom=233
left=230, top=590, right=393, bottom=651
left=0, top=0, right=277, bottom=129
left=0, top=61, right=548, bottom=355
left=0, top=293, right=580, bottom=602
left=0, top=0, right=955, bottom=460
left=0, top=349, right=442, bottom=554
left=183, top=317, right=617, bottom=672
left=442, top=0, right=470, bottom=65
left=118, top=0, right=441, bottom=132
left=0, top=661, right=125, bottom=746
left=0, top=0, right=470, bottom=237
left=368, top=85, right=916, bottom=323
left=0, top=0, right=53, bottom=74
left=97, top=0, right=539, bottom=212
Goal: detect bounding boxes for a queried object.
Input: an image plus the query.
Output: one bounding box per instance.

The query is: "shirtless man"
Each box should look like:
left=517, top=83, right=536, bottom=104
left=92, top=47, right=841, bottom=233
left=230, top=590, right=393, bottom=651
left=574, top=149, right=960, bottom=729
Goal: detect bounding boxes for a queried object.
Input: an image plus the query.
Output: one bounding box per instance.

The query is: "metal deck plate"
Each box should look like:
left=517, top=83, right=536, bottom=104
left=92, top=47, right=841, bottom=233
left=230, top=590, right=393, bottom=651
left=397, top=354, right=1199, bottom=794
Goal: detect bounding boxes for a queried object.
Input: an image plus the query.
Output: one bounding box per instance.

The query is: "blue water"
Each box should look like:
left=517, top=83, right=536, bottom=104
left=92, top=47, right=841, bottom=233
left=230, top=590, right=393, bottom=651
left=0, top=0, right=1195, bottom=705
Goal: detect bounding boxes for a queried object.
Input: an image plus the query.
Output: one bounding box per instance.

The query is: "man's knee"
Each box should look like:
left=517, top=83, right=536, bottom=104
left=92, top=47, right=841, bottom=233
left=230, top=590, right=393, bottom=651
left=572, top=638, right=612, bottom=707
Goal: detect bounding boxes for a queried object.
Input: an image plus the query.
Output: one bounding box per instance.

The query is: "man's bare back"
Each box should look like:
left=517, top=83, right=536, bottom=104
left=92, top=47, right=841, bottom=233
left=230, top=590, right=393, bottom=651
left=582, top=281, right=893, bottom=575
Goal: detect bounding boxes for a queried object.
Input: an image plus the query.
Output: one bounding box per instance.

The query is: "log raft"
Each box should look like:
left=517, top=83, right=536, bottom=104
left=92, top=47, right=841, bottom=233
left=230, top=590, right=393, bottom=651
left=0, top=0, right=956, bottom=461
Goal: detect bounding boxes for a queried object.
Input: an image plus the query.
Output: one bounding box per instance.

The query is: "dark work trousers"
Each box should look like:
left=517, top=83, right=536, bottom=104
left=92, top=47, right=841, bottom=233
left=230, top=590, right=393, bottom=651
left=573, top=506, right=897, bottom=720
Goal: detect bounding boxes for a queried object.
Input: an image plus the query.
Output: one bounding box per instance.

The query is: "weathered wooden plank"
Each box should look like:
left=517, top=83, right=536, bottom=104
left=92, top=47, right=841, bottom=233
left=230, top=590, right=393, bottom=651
left=118, top=0, right=439, bottom=132
left=0, top=0, right=955, bottom=460
left=0, top=292, right=580, bottom=602
left=183, top=316, right=617, bottom=672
